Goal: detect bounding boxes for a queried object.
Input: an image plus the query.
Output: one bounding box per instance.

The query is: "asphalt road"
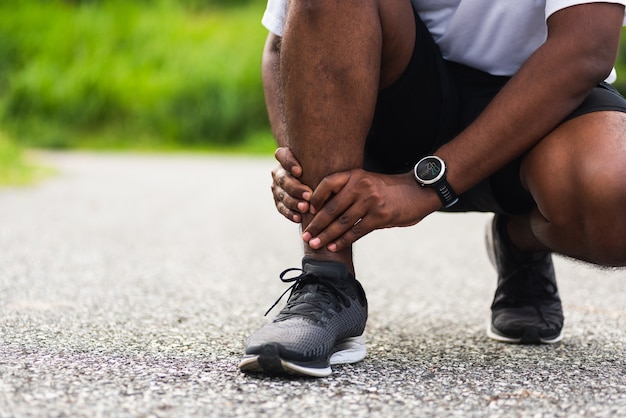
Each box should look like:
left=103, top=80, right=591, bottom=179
left=0, top=152, right=624, bottom=417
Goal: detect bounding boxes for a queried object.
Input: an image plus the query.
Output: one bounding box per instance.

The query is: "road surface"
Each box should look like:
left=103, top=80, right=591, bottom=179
left=0, top=152, right=624, bottom=417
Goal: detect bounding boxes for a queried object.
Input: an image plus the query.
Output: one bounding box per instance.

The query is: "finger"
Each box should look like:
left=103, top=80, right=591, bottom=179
left=272, top=177, right=310, bottom=211
left=272, top=166, right=312, bottom=201
left=274, top=184, right=310, bottom=214
left=326, top=217, right=372, bottom=252
left=275, top=147, right=302, bottom=177
left=303, top=193, right=351, bottom=243
left=309, top=171, right=352, bottom=214
left=304, top=203, right=363, bottom=250
left=275, top=199, right=303, bottom=223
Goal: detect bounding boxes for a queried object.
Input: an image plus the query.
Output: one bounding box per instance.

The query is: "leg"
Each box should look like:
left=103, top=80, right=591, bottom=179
left=280, top=0, right=416, bottom=270
left=488, top=110, right=626, bottom=344
left=516, top=111, right=626, bottom=266
left=241, top=0, right=421, bottom=377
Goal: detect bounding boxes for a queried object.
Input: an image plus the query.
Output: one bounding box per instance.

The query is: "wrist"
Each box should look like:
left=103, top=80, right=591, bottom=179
left=413, top=155, right=459, bottom=209
left=400, top=171, right=442, bottom=219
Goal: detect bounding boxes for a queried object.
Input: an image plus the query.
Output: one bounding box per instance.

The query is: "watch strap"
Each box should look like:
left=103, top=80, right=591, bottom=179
left=433, top=178, right=459, bottom=208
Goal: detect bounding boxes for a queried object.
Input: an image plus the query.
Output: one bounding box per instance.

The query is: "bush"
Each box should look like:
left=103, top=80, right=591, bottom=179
left=3, top=0, right=626, bottom=152
left=0, top=0, right=271, bottom=150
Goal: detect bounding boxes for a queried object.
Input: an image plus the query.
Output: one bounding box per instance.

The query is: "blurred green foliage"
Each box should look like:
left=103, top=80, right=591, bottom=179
left=1, top=0, right=626, bottom=157
left=614, top=61, right=626, bottom=96
left=0, top=0, right=273, bottom=151
left=0, top=131, right=52, bottom=185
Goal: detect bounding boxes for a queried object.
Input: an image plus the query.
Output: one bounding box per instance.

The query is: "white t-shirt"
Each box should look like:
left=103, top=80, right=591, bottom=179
left=262, top=0, right=626, bottom=80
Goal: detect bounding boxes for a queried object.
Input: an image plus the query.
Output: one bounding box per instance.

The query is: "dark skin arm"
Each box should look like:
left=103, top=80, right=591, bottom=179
left=303, top=3, right=624, bottom=251
left=267, top=4, right=625, bottom=251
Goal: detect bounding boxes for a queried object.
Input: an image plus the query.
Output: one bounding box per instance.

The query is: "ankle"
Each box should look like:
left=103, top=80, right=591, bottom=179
left=505, top=215, right=550, bottom=255
left=304, top=246, right=354, bottom=274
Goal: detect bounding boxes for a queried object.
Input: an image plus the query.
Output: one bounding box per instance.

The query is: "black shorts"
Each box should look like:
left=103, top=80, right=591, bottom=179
left=364, top=8, right=626, bottom=215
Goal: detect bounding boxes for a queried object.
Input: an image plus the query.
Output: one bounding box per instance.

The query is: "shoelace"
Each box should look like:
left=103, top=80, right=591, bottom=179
left=264, top=267, right=351, bottom=321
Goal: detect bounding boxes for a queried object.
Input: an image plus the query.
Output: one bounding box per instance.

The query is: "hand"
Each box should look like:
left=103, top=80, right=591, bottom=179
left=271, top=147, right=313, bottom=223
left=302, top=169, right=440, bottom=252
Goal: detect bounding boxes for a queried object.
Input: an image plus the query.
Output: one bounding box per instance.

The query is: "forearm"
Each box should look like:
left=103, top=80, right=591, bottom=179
left=262, top=33, right=287, bottom=147
left=435, top=3, right=623, bottom=196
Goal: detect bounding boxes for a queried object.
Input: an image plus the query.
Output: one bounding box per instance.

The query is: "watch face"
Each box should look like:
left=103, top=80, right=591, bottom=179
left=415, top=156, right=445, bottom=184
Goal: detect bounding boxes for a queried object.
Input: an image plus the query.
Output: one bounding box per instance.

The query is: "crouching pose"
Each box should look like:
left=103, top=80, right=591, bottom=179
left=239, top=0, right=626, bottom=377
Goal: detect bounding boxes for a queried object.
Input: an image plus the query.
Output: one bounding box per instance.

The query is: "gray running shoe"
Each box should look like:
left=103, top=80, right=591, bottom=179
left=239, top=257, right=368, bottom=377
left=486, top=215, right=564, bottom=344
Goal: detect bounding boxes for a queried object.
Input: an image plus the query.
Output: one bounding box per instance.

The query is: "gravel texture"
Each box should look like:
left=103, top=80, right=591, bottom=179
left=0, top=152, right=624, bottom=417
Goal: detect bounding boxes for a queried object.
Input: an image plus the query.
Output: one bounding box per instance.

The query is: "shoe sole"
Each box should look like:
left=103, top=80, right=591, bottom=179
left=238, top=333, right=366, bottom=377
left=486, top=320, right=563, bottom=344
left=484, top=218, right=497, bottom=268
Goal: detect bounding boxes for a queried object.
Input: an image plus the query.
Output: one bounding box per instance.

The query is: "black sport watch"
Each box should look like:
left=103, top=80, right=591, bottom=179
left=413, top=156, right=459, bottom=208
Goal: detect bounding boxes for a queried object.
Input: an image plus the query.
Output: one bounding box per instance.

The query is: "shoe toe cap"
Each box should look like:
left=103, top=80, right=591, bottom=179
left=492, top=306, right=563, bottom=343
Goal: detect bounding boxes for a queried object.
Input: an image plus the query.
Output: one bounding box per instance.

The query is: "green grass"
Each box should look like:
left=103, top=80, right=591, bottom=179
left=0, top=132, right=52, bottom=185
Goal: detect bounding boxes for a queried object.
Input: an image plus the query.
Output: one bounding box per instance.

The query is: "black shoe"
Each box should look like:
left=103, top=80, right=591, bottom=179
left=486, top=215, right=564, bottom=344
left=239, top=257, right=368, bottom=377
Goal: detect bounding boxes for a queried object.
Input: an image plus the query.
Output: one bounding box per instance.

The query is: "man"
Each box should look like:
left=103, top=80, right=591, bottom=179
left=239, top=0, right=626, bottom=377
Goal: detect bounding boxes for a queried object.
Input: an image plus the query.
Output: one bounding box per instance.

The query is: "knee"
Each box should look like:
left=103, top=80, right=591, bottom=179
left=288, top=0, right=327, bottom=15
left=287, top=0, right=363, bottom=18
left=536, top=154, right=626, bottom=266
left=576, top=161, right=626, bottom=266
left=523, top=117, right=626, bottom=266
